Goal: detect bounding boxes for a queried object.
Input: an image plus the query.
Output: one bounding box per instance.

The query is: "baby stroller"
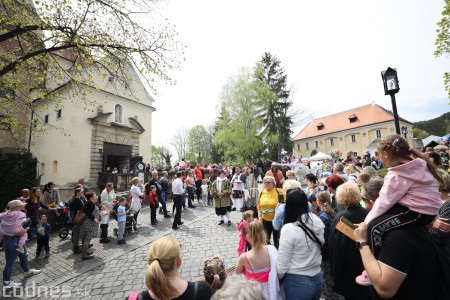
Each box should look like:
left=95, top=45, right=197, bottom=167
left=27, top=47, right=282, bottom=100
left=57, top=202, right=73, bottom=239
left=112, top=203, right=139, bottom=236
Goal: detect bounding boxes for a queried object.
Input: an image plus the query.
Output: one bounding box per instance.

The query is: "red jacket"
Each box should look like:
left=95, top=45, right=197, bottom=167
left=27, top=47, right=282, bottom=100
left=149, top=191, right=158, bottom=206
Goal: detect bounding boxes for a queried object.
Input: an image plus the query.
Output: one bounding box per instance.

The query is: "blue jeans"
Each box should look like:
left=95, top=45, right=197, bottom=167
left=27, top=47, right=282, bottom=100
left=284, top=271, right=323, bottom=300
left=28, top=216, right=39, bottom=238
left=159, top=191, right=168, bottom=215
left=2, top=235, right=30, bottom=282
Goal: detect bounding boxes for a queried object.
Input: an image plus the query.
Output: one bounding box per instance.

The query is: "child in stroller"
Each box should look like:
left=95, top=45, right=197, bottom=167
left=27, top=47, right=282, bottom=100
left=112, top=202, right=139, bottom=236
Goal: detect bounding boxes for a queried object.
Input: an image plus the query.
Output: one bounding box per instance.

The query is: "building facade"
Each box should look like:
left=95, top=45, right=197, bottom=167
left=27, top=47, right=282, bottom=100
left=292, top=103, right=414, bottom=159
left=31, top=54, right=155, bottom=188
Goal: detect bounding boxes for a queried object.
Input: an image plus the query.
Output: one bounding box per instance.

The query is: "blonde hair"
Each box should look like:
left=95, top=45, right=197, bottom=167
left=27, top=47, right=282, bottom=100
left=145, top=236, right=181, bottom=300
left=211, top=278, right=265, bottom=300
left=203, top=257, right=227, bottom=291
left=246, top=221, right=266, bottom=250
left=286, top=170, right=296, bottom=177
left=336, top=182, right=361, bottom=207
left=132, top=177, right=140, bottom=185
left=437, top=169, right=450, bottom=192
left=317, top=191, right=335, bottom=218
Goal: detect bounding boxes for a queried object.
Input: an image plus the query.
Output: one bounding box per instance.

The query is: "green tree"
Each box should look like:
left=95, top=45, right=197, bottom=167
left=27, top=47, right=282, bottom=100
left=213, top=68, right=264, bottom=164
left=186, top=124, right=210, bottom=163
left=412, top=127, right=430, bottom=139
left=435, top=0, right=450, bottom=100
left=0, top=0, right=183, bottom=140
left=254, top=52, right=293, bottom=161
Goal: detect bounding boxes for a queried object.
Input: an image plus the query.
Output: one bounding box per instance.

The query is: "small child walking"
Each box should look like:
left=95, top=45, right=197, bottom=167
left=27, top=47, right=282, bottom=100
left=356, top=134, right=443, bottom=286
left=116, top=198, right=130, bottom=245
left=35, top=214, right=51, bottom=260
left=236, top=210, right=254, bottom=256
left=0, top=200, right=28, bottom=254
left=149, top=185, right=158, bottom=226
left=203, top=257, right=227, bottom=293
left=201, top=179, right=209, bottom=206
left=99, top=204, right=110, bottom=243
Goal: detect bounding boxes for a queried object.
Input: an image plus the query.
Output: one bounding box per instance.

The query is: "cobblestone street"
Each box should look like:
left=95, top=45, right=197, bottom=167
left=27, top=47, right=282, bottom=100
left=1, top=202, right=241, bottom=300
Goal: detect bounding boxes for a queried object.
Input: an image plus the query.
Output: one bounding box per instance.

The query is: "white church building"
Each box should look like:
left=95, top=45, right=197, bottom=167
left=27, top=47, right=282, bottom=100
left=31, top=51, right=155, bottom=189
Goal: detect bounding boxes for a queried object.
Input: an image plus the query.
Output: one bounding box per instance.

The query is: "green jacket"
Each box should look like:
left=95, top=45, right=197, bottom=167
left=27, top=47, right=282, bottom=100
left=212, top=178, right=232, bottom=208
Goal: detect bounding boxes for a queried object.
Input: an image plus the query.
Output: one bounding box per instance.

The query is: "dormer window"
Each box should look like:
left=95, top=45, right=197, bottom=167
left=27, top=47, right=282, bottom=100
left=317, top=122, right=324, bottom=130
left=349, top=114, right=357, bottom=123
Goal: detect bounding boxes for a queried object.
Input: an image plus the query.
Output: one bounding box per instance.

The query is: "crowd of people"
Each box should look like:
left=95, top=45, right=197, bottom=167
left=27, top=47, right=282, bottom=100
left=2, top=135, right=450, bottom=299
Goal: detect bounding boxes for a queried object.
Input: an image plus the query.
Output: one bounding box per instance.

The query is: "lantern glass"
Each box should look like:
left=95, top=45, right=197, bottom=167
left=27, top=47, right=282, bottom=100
left=386, top=75, right=397, bottom=91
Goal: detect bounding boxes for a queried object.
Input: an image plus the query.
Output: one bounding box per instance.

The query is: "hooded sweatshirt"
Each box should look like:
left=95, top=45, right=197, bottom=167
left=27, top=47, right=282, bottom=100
left=365, top=158, right=441, bottom=223
left=0, top=210, right=27, bottom=234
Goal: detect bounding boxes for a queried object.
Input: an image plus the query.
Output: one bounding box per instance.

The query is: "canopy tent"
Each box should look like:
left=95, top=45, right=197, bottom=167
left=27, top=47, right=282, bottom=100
left=309, top=151, right=332, bottom=161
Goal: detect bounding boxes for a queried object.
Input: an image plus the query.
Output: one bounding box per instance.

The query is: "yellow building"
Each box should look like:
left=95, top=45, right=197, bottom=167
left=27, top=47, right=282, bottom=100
left=292, top=103, right=414, bottom=159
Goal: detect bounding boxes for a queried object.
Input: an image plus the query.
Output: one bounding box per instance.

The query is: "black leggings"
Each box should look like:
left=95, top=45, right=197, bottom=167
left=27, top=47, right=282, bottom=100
left=262, top=219, right=280, bottom=249
left=368, top=204, right=435, bottom=257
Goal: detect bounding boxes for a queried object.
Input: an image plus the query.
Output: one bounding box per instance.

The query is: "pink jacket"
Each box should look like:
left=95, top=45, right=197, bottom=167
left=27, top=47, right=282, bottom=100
left=365, top=158, right=441, bottom=223
left=0, top=210, right=26, bottom=234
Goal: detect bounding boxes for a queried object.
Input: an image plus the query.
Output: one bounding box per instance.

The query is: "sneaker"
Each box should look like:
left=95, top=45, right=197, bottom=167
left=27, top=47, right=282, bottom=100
left=117, top=239, right=126, bottom=245
left=227, top=221, right=232, bottom=226
left=44, top=252, right=50, bottom=258
left=3, top=281, right=22, bottom=288
left=355, top=270, right=372, bottom=286
left=218, top=220, right=224, bottom=225
left=24, top=269, right=41, bottom=278
left=34, top=255, right=40, bottom=261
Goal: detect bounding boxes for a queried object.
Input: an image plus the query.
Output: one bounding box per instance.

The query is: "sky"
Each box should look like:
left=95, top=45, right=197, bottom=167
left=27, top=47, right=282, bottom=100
left=151, top=0, right=449, bottom=150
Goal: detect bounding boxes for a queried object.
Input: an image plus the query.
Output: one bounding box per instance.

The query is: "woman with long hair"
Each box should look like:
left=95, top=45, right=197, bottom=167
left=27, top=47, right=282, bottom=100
left=80, top=192, right=100, bottom=260
left=129, top=236, right=212, bottom=299
left=235, top=221, right=280, bottom=300
left=25, top=187, right=55, bottom=239
left=70, top=188, right=84, bottom=254
left=277, top=189, right=324, bottom=300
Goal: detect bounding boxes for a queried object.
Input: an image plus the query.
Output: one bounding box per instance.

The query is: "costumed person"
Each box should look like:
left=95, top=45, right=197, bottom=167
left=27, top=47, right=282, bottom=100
left=243, top=167, right=259, bottom=218
left=212, top=170, right=232, bottom=226
left=231, top=166, right=246, bottom=212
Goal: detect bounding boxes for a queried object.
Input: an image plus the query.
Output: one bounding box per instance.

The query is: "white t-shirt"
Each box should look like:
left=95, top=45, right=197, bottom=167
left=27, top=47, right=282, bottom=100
left=201, top=184, right=208, bottom=196
left=100, top=210, right=110, bottom=224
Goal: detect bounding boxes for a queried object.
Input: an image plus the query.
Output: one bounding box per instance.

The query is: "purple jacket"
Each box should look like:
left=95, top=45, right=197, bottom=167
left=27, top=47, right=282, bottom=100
left=0, top=211, right=26, bottom=234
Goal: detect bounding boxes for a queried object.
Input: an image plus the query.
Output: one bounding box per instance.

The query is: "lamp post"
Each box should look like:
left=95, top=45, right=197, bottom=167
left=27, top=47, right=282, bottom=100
left=401, top=126, right=408, bottom=139
left=381, top=67, right=400, bottom=134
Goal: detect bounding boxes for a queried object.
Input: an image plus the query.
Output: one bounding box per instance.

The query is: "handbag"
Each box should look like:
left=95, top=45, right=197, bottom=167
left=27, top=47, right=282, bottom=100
left=73, top=211, right=86, bottom=225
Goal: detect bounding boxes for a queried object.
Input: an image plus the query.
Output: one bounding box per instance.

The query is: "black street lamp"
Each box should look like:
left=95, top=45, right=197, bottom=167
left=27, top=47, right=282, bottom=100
left=401, top=126, right=408, bottom=139
left=381, top=67, right=400, bottom=135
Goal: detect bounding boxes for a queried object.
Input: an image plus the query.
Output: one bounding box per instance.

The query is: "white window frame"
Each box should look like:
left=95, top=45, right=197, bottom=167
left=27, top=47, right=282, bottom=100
left=315, top=141, right=319, bottom=148
left=351, top=134, right=356, bottom=143
left=330, top=138, right=334, bottom=146
left=376, top=129, right=381, bottom=139
left=56, top=109, right=62, bottom=120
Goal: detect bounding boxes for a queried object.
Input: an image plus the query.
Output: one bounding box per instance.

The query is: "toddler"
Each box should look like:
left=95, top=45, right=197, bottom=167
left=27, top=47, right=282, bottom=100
left=34, top=214, right=51, bottom=260
left=203, top=257, right=227, bottom=292
left=116, top=197, right=130, bottom=245
left=201, top=179, right=209, bottom=206
left=236, top=210, right=254, bottom=256
left=0, top=200, right=28, bottom=254
left=99, top=204, right=110, bottom=243
left=356, top=134, right=443, bottom=286
left=149, top=185, right=158, bottom=226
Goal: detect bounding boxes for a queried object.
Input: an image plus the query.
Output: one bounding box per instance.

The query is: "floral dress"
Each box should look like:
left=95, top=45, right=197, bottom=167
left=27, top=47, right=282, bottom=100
left=80, top=204, right=100, bottom=240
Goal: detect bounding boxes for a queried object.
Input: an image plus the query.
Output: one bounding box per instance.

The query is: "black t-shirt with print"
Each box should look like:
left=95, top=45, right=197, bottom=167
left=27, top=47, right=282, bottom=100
left=126, top=281, right=212, bottom=300
left=369, top=225, right=438, bottom=300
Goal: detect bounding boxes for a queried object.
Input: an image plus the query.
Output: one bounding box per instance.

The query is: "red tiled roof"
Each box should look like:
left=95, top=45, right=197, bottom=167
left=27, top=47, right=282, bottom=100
left=293, top=103, right=413, bottom=141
